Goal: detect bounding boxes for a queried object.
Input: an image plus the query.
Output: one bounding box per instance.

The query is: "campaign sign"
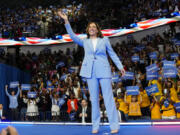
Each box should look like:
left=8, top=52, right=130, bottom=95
left=145, top=84, right=159, bottom=96
left=112, top=74, right=121, bottom=83
left=146, top=71, right=159, bottom=80
left=149, top=52, right=157, bottom=60
left=81, top=77, right=87, bottom=82
left=60, top=74, right=67, bottom=81
left=126, top=86, right=139, bottom=95
left=146, top=64, right=158, bottom=73
left=68, top=67, right=76, bottom=73
left=131, top=56, right=140, bottom=62
left=171, top=38, right=178, bottom=43
left=163, top=60, right=175, bottom=69
left=133, top=46, right=144, bottom=52
left=174, top=102, right=180, bottom=113
left=164, top=99, right=170, bottom=108
left=171, top=53, right=179, bottom=60
left=9, top=81, right=19, bottom=88
left=21, top=84, right=31, bottom=91
left=27, top=92, right=37, bottom=98
left=163, top=68, right=177, bottom=78
left=56, top=61, right=65, bottom=69
left=175, top=40, right=180, bottom=46
left=59, top=98, right=65, bottom=107
left=47, top=85, right=54, bottom=90
left=46, top=81, right=52, bottom=86
left=122, top=72, right=134, bottom=80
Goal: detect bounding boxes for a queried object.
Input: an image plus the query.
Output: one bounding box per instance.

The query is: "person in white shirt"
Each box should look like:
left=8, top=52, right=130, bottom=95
left=50, top=92, right=60, bottom=121
left=23, top=96, right=40, bottom=121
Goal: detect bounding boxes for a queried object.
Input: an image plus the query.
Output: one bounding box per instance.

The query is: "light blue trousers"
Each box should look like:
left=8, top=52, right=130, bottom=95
left=86, top=66, right=119, bottom=131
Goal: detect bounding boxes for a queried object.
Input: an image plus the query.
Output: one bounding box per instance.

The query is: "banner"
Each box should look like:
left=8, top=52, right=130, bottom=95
left=146, top=64, right=159, bottom=73
left=9, top=81, right=19, bottom=88
left=122, top=72, right=134, bottom=80
left=163, top=68, right=177, bottom=78
left=149, top=52, right=157, bottom=60
left=27, top=92, right=37, bottom=98
left=145, top=84, right=159, bottom=96
left=174, top=102, right=180, bottom=113
left=21, top=84, right=31, bottom=91
left=131, top=56, right=140, bottom=62
left=163, top=60, right=175, bottom=69
left=146, top=71, right=159, bottom=80
left=126, top=86, right=139, bottom=95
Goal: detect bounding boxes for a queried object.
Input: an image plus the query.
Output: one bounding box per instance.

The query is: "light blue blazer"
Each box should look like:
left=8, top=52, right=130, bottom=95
left=65, top=23, right=123, bottom=78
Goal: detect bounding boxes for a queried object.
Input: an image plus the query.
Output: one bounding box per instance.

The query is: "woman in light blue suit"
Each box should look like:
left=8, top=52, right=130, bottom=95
left=58, top=11, right=125, bottom=134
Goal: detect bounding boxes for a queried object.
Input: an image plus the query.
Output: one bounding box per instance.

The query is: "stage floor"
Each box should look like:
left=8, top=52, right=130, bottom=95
left=0, top=122, right=180, bottom=135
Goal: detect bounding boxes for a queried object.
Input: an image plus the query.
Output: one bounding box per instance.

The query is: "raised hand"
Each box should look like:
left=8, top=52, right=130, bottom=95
left=57, top=10, right=68, bottom=23
left=5, top=85, right=8, bottom=90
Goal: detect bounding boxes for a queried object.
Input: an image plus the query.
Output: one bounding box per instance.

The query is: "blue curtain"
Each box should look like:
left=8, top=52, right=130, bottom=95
left=0, top=64, right=31, bottom=110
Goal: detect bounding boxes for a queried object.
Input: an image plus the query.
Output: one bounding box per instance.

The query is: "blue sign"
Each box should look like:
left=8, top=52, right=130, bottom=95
left=146, top=64, right=159, bottom=73
left=171, top=53, right=179, bottom=60
left=60, top=74, right=67, bottom=81
left=163, top=68, right=177, bottom=78
left=56, top=61, right=65, bottom=69
left=9, top=81, right=19, bottom=88
left=81, top=77, right=87, bottom=82
left=174, top=102, right=180, bottom=113
left=163, top=60, right=175, bottom=69
left=149, top=52, right=157, bottom=60
left=47, top=85, right=54, bottom=90
left=171, top=38, right=178, bottom=43
left=131, top=56, right=140, bottom=62
left=146, top=71, right=159, bottom=80
left=164, top=99, right=170, bottom=108
left=175, top=41, right=180, bottom=46
left=46, top=81, right=52, bottom=86
left=112, top=73, right=121, bottom=83
left=21, top=84, right=31, bottom=91
left=59, top=98, right=65, bottom=107
left=126, top=86, right=139, bottom=95
left=145, top=84, right=159, bottom=96
left=122, top=72, right=134, bottom=80
left=68, top=67, right=76, bottom=73
left=27, top=92, right=37, bottom=98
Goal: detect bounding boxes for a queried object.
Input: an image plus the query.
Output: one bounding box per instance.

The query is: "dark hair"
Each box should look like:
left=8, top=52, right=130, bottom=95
left=86, top=22, right=104, bottom=39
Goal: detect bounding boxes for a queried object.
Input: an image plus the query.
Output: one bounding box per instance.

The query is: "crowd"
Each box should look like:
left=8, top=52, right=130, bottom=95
left=0, top=0, right=180, bottom=123
left=1, top=23, right=180, bottom=123
left=0, top=0, right=180, bottom=38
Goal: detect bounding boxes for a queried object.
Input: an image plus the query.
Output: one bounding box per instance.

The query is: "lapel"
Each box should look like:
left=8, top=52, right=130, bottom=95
left=88, top=38, right=101, bottom=53
left=88, top=39, right=94, bottom=52
left=95, top=38, right=101, bottom=53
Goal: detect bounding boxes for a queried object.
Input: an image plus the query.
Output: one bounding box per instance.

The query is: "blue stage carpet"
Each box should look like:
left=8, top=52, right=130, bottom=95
left=0, top=124, right=180, bottom=135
